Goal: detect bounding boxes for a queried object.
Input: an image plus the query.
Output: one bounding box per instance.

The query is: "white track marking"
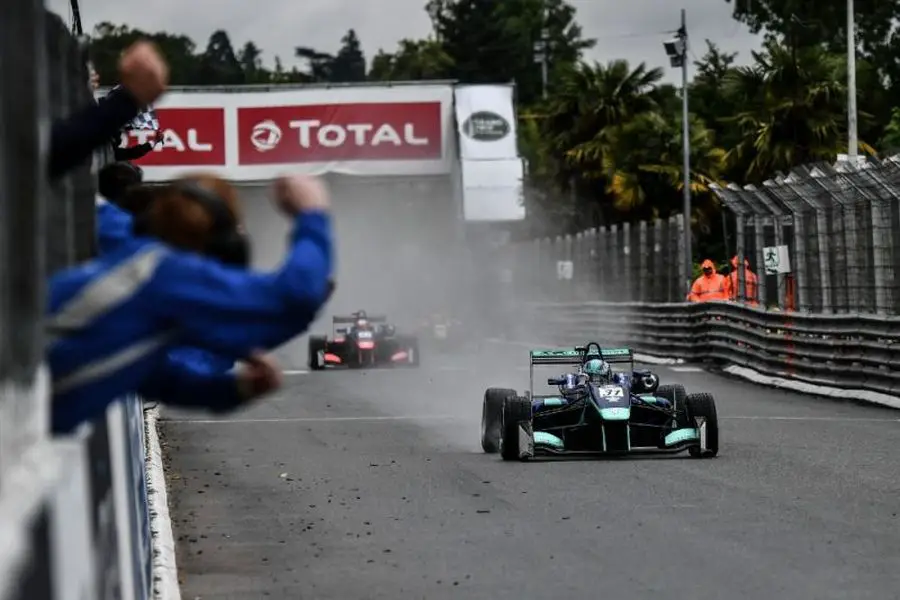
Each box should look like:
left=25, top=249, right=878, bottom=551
left=281, top=369, right=308, bottom=375
left=164, top=415, right=464, bottom=424
left=669, top=366, right=704, bottom=372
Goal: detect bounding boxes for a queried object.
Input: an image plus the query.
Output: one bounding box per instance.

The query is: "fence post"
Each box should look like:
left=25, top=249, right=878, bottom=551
left=586, top=228, right=599, bottom=300
left=653, top=219, right=664, bottom=302
left=843, top=163, right=896, bottom=315
left=754, top=182, right=795, bottom=310
left=711, top=184, right=751, bottom=305
left=597, top=225, right=608, bottom=299
left=768, top=174, right=814, bottom=312
left=728, top=184, right=769, bottom=308
left=785, top=166, right=835, bottom=313
left=638, top=221, right=649, bottom=302
left=808, top=165, right=857, bottom=312
left=622, top=222, right=632, bottom=302
left=672, top=214, right=685, bottom=302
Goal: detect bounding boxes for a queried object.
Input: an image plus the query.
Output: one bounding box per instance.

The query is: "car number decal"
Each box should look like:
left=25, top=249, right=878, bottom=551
left=598, top=386, right=624, bottom=399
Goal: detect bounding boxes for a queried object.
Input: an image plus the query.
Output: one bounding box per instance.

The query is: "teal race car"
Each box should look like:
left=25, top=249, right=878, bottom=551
left=480, top=342, right=718, bottom=461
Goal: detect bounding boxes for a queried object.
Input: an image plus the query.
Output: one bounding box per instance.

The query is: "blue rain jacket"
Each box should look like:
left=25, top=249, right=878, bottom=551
left=95, top=199, right=236, bottom=377
left=49, top=208, right=332, bottom=433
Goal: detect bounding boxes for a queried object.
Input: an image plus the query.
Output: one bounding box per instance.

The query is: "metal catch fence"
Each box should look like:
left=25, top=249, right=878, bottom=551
left=710, top=159, right=900, bottom=315
left=492, top=214, right=688, bottom=306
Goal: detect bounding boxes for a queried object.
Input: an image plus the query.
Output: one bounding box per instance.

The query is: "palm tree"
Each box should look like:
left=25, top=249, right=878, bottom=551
left=537, top=60, right=664, bottom=223
left=724, top=38, right=874, bottom=182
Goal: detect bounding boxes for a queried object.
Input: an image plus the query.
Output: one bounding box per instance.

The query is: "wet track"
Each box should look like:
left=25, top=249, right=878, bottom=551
left=162, top=340, right=900, bottom=600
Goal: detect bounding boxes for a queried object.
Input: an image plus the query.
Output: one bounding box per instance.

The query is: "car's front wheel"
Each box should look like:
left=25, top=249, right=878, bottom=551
left=500, top=396, right=533, bottom=461
left=308, top=336, right=327, bottom=371
left=686, top=392, right=718, bottom=458
left=481, top=387, right=515, bottom=453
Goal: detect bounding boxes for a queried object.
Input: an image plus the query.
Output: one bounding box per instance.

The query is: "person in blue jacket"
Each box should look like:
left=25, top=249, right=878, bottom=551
left=48, top=172, right=334, bottom=434
left=94, top=162, right=241, bottom=395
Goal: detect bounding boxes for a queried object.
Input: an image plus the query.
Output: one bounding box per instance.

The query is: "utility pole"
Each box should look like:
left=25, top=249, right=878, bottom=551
left=664, top=9, right=692, bottom=294
left=847, top=0, right=858, bottom=162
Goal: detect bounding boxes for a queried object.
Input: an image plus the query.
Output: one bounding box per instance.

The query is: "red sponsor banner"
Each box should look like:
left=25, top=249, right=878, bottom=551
left=236, top=102, right=442, bottom=165
left=121, top=108, right=226, bottom=166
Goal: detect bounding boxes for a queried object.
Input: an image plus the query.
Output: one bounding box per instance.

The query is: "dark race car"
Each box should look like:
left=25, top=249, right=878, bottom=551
left=480, top=342, right=718, bottom=460
left=308, top=310, right=420, bottom=370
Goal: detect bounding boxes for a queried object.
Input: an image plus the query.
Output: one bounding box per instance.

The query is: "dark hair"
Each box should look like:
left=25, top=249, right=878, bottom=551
left=98, top=161, right=144, bottom=202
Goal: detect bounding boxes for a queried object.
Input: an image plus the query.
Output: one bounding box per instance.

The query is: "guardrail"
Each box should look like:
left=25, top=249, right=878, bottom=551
left=527, top=301, right=900, bottom=398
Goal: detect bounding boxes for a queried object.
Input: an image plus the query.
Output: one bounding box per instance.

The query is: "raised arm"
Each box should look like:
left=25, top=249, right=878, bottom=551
left=150, top=208, right=333, bottom=357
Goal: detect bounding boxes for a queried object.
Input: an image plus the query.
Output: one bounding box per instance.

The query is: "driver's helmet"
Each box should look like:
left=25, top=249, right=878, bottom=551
left=583, top=358, right=612, bottom=383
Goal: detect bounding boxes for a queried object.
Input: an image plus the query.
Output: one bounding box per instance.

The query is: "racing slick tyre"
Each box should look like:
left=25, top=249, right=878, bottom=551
left=308, top=335, right=327, bottom=370
left=656, top=384, right=689, bottom=429
left=686, top=393, right=718, bottom=458
left=481, top=388, right=516, bottom=453
left=500, top=396, right=533, bottom=461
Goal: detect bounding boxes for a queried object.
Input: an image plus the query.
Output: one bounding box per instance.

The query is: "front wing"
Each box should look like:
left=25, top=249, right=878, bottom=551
left=509, top=419, right=710, bottom=459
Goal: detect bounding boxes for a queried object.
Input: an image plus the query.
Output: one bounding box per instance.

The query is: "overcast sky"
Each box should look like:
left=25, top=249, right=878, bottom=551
left=49, top=0, right=763, bottom=84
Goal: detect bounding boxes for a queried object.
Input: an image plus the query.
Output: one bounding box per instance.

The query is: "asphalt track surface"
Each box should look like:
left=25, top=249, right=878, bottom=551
left=162, top=340, right=900, bottom=600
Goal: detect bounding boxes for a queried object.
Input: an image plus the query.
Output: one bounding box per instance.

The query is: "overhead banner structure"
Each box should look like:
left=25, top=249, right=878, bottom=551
left=453, top=84, right=525, bottom=221
left=100, top=84, right=456, bottom=181
left=454, top=84, right=518, bottom=160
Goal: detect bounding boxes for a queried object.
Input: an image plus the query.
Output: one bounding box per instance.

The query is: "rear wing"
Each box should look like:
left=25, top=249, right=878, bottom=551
left=529, top=347, right=634, bottom=365
left=529, top=349, right=583, bottom=365
left=333, top=314, right=388, bottom=324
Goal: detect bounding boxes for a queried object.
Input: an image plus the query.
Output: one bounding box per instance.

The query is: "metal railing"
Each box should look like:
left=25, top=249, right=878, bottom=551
left=524, top=301, right=900, bottom=397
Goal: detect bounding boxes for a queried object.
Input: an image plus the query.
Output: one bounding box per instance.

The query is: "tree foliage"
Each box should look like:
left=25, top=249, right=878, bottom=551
left=87, top=0, right=900, bottom=252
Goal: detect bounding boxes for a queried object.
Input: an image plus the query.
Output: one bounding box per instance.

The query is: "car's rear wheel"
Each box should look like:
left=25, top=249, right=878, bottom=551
left=500, top=396, right=533, bottom=461
left=686, top=393, right=718, bottom=458
left=481, top=388, right=515, bottom=453
left=308, top=336, right=327, bottom=370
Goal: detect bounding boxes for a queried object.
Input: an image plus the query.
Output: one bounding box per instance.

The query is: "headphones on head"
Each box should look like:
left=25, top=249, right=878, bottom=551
left=133, top=179, right=250, bottom=267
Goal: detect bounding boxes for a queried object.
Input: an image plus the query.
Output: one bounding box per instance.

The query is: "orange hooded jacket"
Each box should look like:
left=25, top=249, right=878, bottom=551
left=724, top=256, right=759, bottom=305
left=687, top=259, right=727, bottom=302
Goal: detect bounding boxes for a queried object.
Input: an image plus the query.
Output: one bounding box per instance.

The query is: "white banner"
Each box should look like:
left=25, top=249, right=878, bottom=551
left=454, top=85, right=518, bottom=160
left=460, top=159, right=525, bottom=221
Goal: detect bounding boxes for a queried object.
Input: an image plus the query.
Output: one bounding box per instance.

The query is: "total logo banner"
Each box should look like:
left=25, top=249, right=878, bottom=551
left=111, top=85, right=456, bottom=181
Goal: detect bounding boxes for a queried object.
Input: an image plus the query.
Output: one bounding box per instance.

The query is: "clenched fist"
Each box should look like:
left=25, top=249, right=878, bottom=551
left=272, top=174, right=331, bottom=216
left=118, top=41, right=169, bottom=106
left=236, top=351, right=283, bottom=400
